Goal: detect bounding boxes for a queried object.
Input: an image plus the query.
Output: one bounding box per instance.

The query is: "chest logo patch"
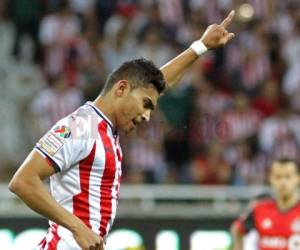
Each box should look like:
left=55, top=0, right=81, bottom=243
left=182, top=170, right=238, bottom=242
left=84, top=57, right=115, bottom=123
left=262, top=218, right=272, bottom=229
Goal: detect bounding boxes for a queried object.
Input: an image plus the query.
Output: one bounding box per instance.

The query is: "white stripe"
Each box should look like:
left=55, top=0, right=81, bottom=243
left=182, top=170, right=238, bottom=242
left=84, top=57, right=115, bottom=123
left=89, top=123, right=105, bottom=235
left=56, top=225, right=81, bottom=250
left=43, top=227, right=55, bottom=250
left=55, top=226, right=64, bottom=250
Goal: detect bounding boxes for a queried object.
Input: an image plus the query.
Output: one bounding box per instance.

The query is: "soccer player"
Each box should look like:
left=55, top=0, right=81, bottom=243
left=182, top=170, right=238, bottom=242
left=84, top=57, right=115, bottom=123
left=231, top=158, right=300, bottom=250
left=8, top=11, right=235, bottom=250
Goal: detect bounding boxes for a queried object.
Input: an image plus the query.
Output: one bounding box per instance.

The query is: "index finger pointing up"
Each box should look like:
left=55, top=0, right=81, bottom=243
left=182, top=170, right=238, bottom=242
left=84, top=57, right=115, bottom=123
left=220, top=10, right=235, bottom=28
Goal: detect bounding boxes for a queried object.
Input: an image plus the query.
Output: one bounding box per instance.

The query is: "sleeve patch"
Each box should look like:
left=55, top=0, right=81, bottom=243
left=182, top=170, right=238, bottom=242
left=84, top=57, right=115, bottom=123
left=54, top=125, right=71, bottom=138
left=38, top=132, right=64, bottom=156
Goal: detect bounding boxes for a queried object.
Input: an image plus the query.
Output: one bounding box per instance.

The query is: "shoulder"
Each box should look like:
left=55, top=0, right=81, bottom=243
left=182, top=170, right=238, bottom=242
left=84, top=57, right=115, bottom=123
left=251, top=198, right=275, bottom=212
left=61, top=104, right=99, bottom=140
left=237, top=198, right=274, bottom=224
left=41, top=105, right=98, bottom=161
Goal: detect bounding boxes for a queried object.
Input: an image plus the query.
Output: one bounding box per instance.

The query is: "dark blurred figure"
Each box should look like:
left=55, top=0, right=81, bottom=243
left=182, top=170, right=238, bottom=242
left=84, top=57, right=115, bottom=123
left=95, top=0, right=118, bottom=36
left=159, top=82, right=195, bottom=183
left=139, top=3, right=176, bottom=43
left=252, top=80, right=280, bottom=118
left=0, top=0, right=7, bottom=20
left=9, top=0, right=43, bottom=63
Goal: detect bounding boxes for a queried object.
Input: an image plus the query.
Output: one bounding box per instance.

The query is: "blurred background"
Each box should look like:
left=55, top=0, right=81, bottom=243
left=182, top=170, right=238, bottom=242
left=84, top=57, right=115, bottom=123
left=0, top=0, right=300, bottom=249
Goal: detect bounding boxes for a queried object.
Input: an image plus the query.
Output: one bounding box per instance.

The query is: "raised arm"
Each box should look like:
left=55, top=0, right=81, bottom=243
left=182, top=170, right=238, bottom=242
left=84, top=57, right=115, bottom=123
left=160, top=10, right=235, bottom=89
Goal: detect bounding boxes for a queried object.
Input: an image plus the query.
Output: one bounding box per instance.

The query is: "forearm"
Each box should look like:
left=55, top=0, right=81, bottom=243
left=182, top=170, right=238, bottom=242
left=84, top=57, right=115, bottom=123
left=231, top=224, right=244, bottom=250
left=160, top=10, right=235, bottom=90
left=9, top=175, right=82, bottom=232
left=160, top=48, right=198, bottom=89
left=232, top=238, right=243, bottom=250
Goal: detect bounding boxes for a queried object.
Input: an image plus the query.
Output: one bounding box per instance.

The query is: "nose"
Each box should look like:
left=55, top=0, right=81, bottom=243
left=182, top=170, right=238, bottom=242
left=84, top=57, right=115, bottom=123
left=141, top=110, right=151, bottom=122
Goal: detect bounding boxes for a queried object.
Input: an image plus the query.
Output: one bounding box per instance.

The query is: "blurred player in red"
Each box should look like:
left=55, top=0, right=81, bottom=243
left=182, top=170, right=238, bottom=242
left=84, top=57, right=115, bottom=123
left=9, top=12, right=235, bottom=250
left=231, top=158, right=300, bottom=250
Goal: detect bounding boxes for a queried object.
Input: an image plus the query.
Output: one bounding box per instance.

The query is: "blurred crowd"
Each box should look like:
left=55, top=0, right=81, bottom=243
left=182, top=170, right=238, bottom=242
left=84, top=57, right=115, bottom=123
left=1, top=0, right=300, bottom=185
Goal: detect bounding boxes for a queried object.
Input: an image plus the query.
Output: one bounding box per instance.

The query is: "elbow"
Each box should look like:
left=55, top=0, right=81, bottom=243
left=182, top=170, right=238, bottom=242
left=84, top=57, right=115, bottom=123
left=8, top=175, right=28, bottom=196
left=8, top=176, right=21, bottom=194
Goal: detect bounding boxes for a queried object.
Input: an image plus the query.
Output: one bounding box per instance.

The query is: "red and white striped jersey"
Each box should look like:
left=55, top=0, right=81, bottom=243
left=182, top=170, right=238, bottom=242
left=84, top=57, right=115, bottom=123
left=35, top=101, right=123, bottom=249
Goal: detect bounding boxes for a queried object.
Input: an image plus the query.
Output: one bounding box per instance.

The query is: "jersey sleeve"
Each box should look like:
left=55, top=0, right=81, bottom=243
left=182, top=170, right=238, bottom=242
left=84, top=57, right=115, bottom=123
left=233, top=202, right=256, bottom=235
left=34, top=114, right=93, bottom=172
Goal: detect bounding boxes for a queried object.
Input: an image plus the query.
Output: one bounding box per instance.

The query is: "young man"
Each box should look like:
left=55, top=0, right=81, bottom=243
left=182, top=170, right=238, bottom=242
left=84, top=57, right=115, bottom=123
left=9, top=11, right=235, bottom=250
left=231, top=158, right=300, bottom=250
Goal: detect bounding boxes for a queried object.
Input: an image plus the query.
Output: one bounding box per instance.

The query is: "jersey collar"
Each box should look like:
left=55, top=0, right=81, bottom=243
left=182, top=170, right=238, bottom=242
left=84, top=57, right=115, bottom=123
left=86, top=101, right=118, bottom=137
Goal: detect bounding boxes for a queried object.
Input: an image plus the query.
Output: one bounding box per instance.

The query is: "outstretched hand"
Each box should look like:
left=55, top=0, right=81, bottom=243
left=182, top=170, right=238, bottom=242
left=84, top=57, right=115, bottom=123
left=200, top=10, right=235, bottom=49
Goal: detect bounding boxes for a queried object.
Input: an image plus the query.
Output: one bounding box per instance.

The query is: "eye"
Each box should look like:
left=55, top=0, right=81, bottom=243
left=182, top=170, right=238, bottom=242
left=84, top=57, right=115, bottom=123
left=143, top=98, right=154, bottom=110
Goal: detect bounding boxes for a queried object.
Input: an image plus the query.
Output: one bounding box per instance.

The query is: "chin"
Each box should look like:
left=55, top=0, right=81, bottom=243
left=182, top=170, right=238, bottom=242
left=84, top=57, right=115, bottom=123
left=278, top=193, right=291, bottom=200
left=123, top=127, right=135, bottom=135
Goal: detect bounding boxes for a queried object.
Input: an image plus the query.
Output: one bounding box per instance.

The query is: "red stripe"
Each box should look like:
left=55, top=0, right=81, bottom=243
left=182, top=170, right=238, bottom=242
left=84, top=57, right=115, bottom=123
left=38, top=236, right=47, bottom=249
left=98, top=121, right=116, bottom=237
left=73, top=142, right=97, bottom=228
left=47, top=224, right=60, bottom=249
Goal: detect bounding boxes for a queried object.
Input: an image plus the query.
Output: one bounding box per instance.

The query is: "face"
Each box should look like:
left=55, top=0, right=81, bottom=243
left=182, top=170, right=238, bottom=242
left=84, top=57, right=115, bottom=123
left=112, top=80, right=159, bottom=134
left=269, top=162, right=300, bottom=200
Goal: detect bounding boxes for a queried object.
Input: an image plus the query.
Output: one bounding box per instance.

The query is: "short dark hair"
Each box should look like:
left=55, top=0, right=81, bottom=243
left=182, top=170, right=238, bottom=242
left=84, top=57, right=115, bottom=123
left=102, top=58, right=166, bottom=94
left=272, top=158, right=300, bottom=173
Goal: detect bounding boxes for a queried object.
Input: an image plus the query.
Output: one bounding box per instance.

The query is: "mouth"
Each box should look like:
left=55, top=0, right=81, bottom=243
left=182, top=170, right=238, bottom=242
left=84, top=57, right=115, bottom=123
left=130, top=119, right=137, bottom=129
left=132, top=119, right=137, bottom=126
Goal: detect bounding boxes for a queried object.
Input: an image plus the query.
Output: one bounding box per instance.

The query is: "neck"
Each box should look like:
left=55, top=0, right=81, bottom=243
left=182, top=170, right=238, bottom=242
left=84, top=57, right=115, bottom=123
left=93, top=95, right=116, bottom=126
left=276, top=192, right=299, bottom=211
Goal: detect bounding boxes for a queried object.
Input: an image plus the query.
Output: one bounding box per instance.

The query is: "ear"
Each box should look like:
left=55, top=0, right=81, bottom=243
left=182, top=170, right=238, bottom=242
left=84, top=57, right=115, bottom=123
left=114, top=80, right=131, bottom=97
